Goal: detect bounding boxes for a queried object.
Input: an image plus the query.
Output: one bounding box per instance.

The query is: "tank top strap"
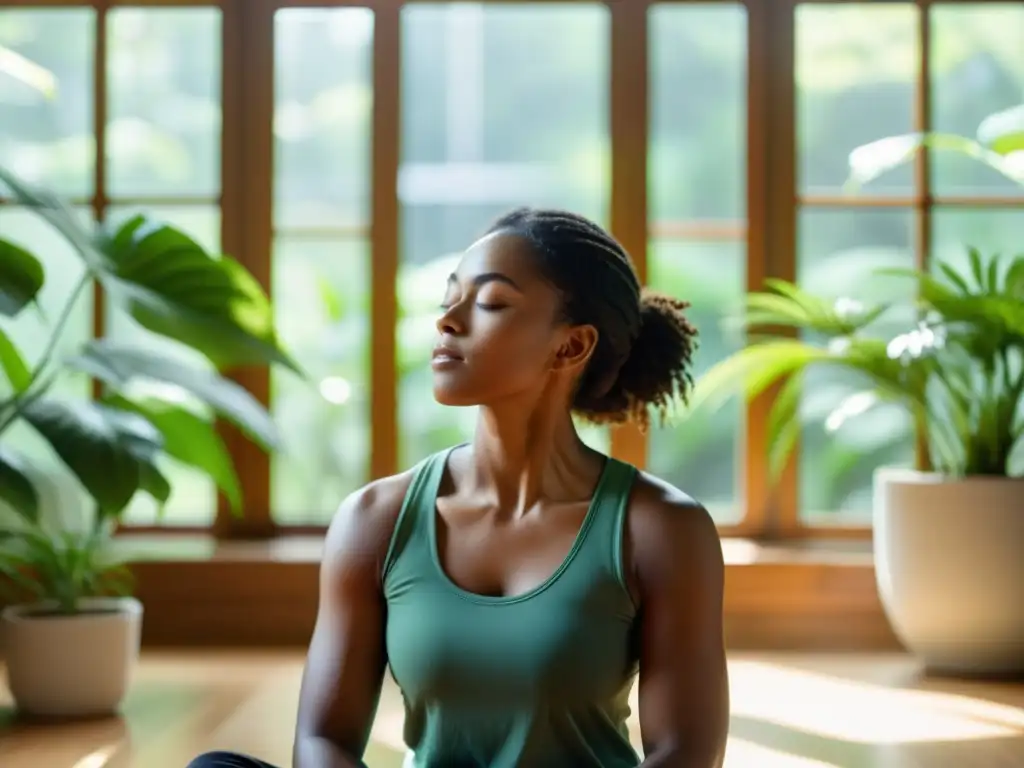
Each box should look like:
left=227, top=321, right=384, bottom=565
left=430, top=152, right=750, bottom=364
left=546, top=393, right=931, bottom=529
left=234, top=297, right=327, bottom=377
left=577, top=457, right=638, bottom=594
left=382, top=447, right=454, bottom=585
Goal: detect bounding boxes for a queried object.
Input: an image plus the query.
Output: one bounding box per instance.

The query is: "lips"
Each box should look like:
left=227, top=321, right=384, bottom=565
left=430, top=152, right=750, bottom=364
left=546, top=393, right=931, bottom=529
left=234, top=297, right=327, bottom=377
left=431, top=344, right=464, bottom=362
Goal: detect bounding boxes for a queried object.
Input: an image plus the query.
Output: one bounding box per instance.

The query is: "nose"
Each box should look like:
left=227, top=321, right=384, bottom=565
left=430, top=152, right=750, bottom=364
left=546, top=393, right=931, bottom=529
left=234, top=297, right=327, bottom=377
left=436, top=303, right=467, bottom=337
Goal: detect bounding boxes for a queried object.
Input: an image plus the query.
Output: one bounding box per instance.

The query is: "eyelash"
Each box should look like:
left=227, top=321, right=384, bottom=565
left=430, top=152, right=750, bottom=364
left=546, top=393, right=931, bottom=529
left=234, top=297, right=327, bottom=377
left=439, top=303, right=506, bottom=312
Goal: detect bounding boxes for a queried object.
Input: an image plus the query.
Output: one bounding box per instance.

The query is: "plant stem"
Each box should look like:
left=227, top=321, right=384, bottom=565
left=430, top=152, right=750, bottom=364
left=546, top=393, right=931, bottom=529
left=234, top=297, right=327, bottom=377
left=31, top=271, right=93, bottom=384
left=0, top=271, right=93, bottom=434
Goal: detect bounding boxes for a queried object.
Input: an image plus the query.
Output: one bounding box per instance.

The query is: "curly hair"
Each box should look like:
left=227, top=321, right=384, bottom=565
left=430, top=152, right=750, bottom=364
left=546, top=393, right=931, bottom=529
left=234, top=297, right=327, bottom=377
left=484, top=207, right=698, bottom=431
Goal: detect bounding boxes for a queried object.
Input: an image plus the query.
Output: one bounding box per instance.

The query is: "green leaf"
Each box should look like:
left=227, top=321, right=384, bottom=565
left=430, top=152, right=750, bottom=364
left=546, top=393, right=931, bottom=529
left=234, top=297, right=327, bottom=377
left=0, top=237, right=45, bottom=317
left=0, top=550, right=44, bottom=601
left=0, top=167, right=103, bottom=269
left=765, top=371, right=804, bottom=481
left=318, top=276, right=344, bottom=323
left=976, top=104, right=1024, bottom=155
left=139, top=461, right=171, bottom=508
left=938, top=262, right=973, bottom=295
left=68, top=339, right=281, bottom=451
left=109, top=394, right=242, bottom=513
left=1004, top=256, right=1024, bottom=299
left=846, top=132, right=1024, bottom=191
left=0, top=447, right=38, bottom=521
left=20, top=399, right=164, bottom=516
left=985, top=252, right=1001, bottom=294
left=736, top=279, right=888, bottom=337
left=0, top=44, right=58, bottom=99
left=95, top=215, right=300, bottom=374
left=0, top=325, right=31, bottom=392
left=687, top=339, right=831, bottom=416
left=968, top=247, right=986, bottom=291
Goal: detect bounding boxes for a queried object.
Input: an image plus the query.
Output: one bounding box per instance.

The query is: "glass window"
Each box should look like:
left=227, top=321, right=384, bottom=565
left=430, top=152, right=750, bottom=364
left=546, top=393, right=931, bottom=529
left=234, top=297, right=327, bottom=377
left=796, top=4, right=920, bottom=522
left=397, top=4, right=611, bottom=470
left=797, top=4, right=919, bottom=198
left=1, top=9, right=94, bottom=530
left=796, top=209, right=916, bottom=522
left=0, top=208, right=94, bottom=531
left=930, top=3, right=1024, bottom=198
left=107, top=8, right=222, bottom=199
left=0, top=9, right=95, bottom=196
left=104, top=8, right=223, bottom=526
left=271, top=8, right=374, bottom=524
left=646, top=3, right=748, bottom=525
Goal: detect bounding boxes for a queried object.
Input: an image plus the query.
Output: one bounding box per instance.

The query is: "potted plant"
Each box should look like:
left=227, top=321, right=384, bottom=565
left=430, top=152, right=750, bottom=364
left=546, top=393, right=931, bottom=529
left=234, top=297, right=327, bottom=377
left=0, top=166, right=300, bottom=717
left=685, top=107, right=1024, bottom=676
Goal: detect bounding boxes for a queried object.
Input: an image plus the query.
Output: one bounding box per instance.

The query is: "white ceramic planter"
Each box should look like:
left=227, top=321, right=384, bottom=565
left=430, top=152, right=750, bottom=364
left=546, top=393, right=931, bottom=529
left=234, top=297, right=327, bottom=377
left=1, top=596, right=142, bottom=717
left=874, top=468, right=1024, bottom=676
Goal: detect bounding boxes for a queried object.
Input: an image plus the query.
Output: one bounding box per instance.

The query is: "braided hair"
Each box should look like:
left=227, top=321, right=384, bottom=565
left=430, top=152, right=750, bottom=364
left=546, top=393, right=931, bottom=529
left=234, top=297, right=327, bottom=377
left=485, top=207, right=698, bottom=431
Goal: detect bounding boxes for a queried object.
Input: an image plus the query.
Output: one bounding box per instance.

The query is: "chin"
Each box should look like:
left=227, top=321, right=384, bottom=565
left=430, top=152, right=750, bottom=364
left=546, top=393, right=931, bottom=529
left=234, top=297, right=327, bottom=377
left=432, top=379, right=482, bottom=407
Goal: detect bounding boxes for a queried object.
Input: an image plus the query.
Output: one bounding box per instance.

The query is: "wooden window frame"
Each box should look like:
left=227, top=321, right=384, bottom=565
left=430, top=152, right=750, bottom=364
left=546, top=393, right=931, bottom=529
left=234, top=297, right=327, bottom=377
left=6, top=0, right=1023, bottom=547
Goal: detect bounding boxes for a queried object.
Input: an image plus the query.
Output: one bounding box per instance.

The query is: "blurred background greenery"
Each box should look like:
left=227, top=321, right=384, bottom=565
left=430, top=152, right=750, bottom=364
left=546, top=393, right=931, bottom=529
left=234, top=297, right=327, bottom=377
left=1, top=3, right=1022, bottom=528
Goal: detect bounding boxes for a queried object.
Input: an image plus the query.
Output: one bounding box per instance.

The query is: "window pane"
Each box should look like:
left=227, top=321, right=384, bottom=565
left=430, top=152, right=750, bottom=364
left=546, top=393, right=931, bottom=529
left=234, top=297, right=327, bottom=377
left=0, top=9, right=94, bottom=196
left=933, top=208, right=1024, bottom=263
left=931, top=4, right=1024, bottom=198
left=797, top=209, right=916, bottom=523
left=648, top=242, right=745, bottom=524
left=0, top=207, right=93, bottom=528
left=649, top=4, right=746, bottom=222
left=272, top=238, right=370, bottom=524
left=274, top=8, right=373, bottom=229
left=104, top=206, right=221, bottom=527
left=647, top=3, right=747, bottom=524
left=107, top=8, right=221, bottom=198
left=272, top=8, right=374, bottom=524
left=398, top=4, right=610, bottom=470
left=797, top=4, right=919, bottom=197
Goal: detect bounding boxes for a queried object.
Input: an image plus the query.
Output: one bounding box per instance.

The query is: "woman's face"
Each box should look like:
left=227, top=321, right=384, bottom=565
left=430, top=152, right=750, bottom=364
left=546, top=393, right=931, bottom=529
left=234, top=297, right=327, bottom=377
left=432, top=232, right=572, bottom=408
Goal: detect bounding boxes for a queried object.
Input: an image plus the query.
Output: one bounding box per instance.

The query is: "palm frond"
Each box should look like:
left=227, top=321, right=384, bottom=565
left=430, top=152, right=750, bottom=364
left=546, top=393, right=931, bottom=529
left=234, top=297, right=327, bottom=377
left=737, top=279, right=891, bottom=337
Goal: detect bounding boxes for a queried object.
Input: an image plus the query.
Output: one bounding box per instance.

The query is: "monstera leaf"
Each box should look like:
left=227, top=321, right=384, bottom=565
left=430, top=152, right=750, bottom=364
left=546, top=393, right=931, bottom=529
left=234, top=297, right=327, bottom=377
left=0, top=167, right=100, bottom=267
left=67, top=339, right=281, bottom=451
left=0, top=238, right=45, bottom=317
left=0, top=167, right=301, bottom=375
left=20, top=399, right=169, bottom=517
left=0, top=326, right=31, bottom=393
left=0, top=446, right=38, bottom=522
left=107, top=394, right=243, bottom=514
left=95, top=214, right=300, bottom=374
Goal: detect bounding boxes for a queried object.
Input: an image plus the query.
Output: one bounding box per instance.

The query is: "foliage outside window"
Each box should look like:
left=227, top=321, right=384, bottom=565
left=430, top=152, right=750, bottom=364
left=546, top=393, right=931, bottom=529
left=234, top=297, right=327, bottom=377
left=1, top=1, right=1021, bottom=535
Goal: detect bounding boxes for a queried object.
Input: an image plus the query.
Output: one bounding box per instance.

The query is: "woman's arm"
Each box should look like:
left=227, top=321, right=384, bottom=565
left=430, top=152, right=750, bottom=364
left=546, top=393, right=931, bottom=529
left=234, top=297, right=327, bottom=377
left=293, top=476, right=411, bottom=768
left=632, top=481, right=729, bottom=768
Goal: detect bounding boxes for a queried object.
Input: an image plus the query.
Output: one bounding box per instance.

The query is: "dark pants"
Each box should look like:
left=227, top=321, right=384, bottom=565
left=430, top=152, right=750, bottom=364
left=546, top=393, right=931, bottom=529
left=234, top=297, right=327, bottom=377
left=187, top=751, right=279, bottom=768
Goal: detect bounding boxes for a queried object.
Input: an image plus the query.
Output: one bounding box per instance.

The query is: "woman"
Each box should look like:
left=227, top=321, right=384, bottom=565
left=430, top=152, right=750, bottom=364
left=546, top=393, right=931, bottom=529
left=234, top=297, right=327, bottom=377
left=190, top=208, right=729, bottom=768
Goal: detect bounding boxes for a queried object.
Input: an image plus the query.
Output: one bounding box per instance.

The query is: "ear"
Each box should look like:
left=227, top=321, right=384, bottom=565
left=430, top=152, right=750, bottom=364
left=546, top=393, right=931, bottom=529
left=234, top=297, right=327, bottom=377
left=552, top=324, right=598, bottom=373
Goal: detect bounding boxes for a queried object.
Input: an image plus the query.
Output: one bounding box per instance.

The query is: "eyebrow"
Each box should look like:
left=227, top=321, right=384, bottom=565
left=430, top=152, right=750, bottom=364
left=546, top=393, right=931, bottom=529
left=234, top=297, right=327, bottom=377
left=447, top=272, right=523, bottom=292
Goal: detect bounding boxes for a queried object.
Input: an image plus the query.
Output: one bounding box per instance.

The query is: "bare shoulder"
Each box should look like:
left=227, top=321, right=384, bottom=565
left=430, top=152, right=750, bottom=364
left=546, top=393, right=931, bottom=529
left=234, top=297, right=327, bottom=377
left=625, top=472, right=724, bottom=593
left=322, top=467, right=419, bottom=577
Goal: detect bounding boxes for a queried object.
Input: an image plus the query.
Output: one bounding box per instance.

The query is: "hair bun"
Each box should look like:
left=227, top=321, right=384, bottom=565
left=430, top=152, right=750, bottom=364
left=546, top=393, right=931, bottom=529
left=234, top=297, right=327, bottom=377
left=576, top=289, right=698, bottom=430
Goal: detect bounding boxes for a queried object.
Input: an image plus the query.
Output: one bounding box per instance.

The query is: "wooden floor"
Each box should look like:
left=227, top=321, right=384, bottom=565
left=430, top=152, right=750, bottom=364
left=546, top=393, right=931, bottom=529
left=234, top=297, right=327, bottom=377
left=2, top=652, right=1023, bottom=768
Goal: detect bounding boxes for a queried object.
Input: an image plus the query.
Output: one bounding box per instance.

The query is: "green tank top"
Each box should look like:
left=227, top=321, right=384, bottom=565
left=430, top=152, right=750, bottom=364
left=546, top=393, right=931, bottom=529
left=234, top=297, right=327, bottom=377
left=382, top=447, right=641, bottom=768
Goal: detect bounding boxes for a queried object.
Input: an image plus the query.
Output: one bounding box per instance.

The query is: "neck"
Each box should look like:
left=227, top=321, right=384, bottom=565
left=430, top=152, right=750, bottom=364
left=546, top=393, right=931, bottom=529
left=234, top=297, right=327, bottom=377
left=468, top=396, right=595, bottom=515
